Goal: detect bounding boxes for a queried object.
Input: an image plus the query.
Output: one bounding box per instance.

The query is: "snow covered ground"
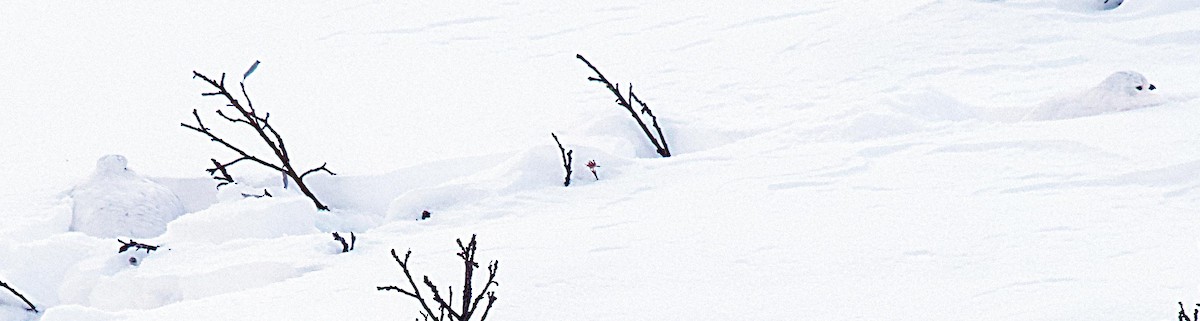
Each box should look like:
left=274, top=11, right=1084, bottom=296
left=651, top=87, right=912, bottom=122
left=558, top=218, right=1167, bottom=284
left=2, top=0, right=1199, bottom=320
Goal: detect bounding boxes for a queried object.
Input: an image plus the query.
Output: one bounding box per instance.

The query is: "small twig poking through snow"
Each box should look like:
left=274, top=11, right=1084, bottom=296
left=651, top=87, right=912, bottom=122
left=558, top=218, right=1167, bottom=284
left=1180, top=302, right=1199, bottom=321
left=586, top=160, right=599, bottom=180
left=118, top=239, right=159, bottom=253
left=377, top=234, right=499, bottom=321
left=552, top=133, right=573, bottom=187
left=421, top=210, right=432, bottom=220
left=241, top=189, right=273, bottom=198
left=0, top=279, right=37, bottom=313
left=210, top=158, right=235, bottom=189
left=332, top=232, right=356, bottom=253
left=182, top=70, right=336, bottom=210
left=576, top=54, right=671, bottom=157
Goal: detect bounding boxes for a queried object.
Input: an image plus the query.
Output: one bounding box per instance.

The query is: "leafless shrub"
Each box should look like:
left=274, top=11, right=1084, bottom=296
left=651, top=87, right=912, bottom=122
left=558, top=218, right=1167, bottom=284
left=182, top=71, right=335, bottom=210
left=378, top=235, right=499, bottom=321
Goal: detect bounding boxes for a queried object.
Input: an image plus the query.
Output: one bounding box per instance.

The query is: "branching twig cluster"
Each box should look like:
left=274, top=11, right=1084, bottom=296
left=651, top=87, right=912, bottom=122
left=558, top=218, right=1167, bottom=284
left=1181, top=302, right=1199, bottom=321
left=377, top=235, right=499, bottom=321
left=332, top=232, right=357, bottom=253
left=0, top=279, right=38, bottom=314
left=577, top=54, right=671, bottom=158
left=210, top=158, right=235, bottom=189
left=182, top=71, right=335, bottom=210
left=118, top=239, right=159, bottom=253
left=551, top=133, right=573, bottom=187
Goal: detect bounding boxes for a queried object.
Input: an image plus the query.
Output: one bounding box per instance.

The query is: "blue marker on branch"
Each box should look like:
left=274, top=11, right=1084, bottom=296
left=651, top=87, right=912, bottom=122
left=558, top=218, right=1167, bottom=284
left=243, top=60, right=261, bottom=80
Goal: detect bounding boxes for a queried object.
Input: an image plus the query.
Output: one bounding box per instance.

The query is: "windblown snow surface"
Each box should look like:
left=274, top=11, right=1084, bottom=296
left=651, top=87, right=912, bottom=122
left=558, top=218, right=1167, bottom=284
left=2, top=1, right=1200, bottom=320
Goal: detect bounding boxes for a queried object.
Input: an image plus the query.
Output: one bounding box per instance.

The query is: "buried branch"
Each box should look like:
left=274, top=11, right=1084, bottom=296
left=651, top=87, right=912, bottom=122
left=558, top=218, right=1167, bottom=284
left=0, top=279, right=37, bottom=314
left=551, top=133, right=573, bottom=187
left=576, top=54, right=671, bottom=157
left=332, top=232, right=356, bottom=253
left=118, top=239, right=159, bottom=253
left=182, top=71, right=335, bottom=210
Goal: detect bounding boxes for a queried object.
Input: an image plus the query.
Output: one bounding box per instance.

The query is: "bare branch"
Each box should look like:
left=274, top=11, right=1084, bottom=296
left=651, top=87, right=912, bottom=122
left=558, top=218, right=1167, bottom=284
left=0, top=279, right=37, bottom=313
left=180, top=113, right=286, bottom=173
left=630, top=91, right=670, bottom=156
left=1182, top=302, right=1200, bottom=321
left=468, top=261, right=499, bottom=319
left=477, top=292, right=497, bottom=321
left=240, top=189, right=272, bottom=198
left=378, top=249, right=442, bottom=321
left=378, top=236, right=499, bottom=321
left=117, top=238, right=160, bottom=252
left=300, top=162, right=336, bottom=180
left=423, top=277, right=463, bottom=320
left=552, top=133, right=573, bottom=187
left=331, top=232, right=353, bottom=253
left=215, top=109, right=251, bottom=126
left=377, top=285, right=420, bottom=299
left=208, top=158, right=235, bottom=188
left=188, top=70, right=331, bottom=210
left=576, top=54, right=671, bottom=157
left=239, top=82, right=259, bottom=124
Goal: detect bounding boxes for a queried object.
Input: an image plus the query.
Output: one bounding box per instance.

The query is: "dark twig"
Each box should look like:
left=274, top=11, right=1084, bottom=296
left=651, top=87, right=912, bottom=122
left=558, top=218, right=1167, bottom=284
left=332, top=232, right=356, bottom=253
left=117, top=239, right=159, bottom=253
left=378, top=249, right=441, bottom=321
left=576, top=54, right=671, bottom=157
left=209, top=158, right=235, bottom=189
left=300, top=162, right=336, bottom=180
left=629, top=90, right=670, bottom=155
left=184, top=70, right=334, bottom=210
left=0, top=279, right=37, bottom=313
left=378, top=235, right=499, bottom=321
left=240, top=189, right=273, bottom=198
left=551, top=133, right=573, bottom=187
left=1180, top=302, right=1199, bottom=321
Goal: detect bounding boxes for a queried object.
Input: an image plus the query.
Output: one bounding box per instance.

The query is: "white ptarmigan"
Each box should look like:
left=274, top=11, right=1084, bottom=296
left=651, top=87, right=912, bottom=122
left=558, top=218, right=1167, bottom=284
left=68, top=155, right=186, bottom=238
left=1022, top=71, right=1163, bottom=121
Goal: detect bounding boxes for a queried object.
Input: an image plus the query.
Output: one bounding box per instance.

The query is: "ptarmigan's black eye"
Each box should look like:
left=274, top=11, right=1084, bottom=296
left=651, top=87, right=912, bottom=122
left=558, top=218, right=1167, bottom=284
left=1135, top=86, right=1143, bottom=91
left=1149, top=84, right=1156, bottom=90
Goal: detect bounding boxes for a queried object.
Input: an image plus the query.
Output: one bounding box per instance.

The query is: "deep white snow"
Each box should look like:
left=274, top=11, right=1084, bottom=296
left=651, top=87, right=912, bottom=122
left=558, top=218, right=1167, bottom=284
left=1, top=0, right=1199, bottom=320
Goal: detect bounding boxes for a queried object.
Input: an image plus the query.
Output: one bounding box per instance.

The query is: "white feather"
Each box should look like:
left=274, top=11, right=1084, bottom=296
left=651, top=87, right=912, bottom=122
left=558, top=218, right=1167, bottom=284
left=68, top=155, right=185, bottom=238
left=1022, top=71, right=1164, bottom=121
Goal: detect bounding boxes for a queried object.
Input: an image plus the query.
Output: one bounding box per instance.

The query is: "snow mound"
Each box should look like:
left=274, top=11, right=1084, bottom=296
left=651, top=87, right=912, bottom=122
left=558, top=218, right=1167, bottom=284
left=387, top=145, right=629, bottom=221
left=39, top=305, right=123, bottom=321
left=67, top=155, right=186, bottom=238
left=1022, top=71, right=1166, bottom=121
left=160, top=197, right=318, bottom=244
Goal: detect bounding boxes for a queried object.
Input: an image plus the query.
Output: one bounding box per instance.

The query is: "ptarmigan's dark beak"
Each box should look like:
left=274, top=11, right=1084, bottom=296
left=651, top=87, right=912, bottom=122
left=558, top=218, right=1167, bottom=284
left=1149, top=84, right=1156, bottom=90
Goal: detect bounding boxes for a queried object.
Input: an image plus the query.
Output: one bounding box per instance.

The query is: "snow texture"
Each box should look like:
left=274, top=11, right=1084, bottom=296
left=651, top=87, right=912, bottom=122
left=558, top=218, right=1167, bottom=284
left=67, top=155, right=185, bottom=238
left=1, top=1, right=1199, bottom=321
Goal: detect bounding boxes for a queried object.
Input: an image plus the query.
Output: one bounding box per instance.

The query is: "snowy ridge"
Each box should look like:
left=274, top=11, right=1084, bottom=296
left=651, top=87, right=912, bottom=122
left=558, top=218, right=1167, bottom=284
left=1, top=0, right=1199, bottom=320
